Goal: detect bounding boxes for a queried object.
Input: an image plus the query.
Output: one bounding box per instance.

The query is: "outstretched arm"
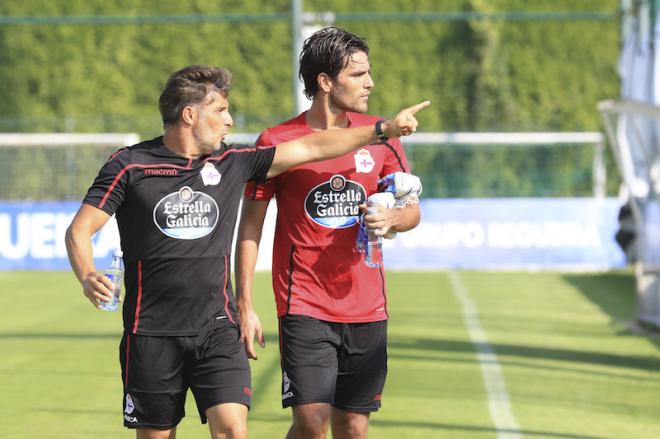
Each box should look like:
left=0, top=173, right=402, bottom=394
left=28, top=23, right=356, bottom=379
left=65, top=204, right=114, bottom=308
left=266, top=100, right=430, bottom=179
left=235, top=198, right=270, bottom=359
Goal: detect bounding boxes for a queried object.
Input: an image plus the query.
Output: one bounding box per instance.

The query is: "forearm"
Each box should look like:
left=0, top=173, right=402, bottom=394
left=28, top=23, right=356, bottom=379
left=65, top=224, right=98, bottom=285
left=267, top=100, right=429, bottom=179
left=268, top=125, right=378, bottom=178
left=301, top=125, right=378, bottom=162
left=390, top=204, right=421, bottom=233
left=235, top=199, right=268, bottom=310
left=235, top=239, right=260, bottom=311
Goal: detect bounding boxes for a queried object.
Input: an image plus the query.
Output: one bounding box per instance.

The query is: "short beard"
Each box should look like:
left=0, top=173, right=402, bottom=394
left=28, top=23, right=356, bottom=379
left=329, top=93, right=368, bottom=114
left=192, top=130, right=217, bottom=156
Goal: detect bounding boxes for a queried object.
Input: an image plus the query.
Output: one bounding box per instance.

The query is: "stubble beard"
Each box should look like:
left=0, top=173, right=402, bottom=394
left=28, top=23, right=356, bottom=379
left=330, top=92, right=368, bottom=115
left=192, top=126, right=221, bottom=156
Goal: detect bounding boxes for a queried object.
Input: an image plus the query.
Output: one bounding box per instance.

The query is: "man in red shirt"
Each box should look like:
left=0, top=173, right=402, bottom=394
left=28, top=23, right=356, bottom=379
left=236, top=28, right=421, bottom=439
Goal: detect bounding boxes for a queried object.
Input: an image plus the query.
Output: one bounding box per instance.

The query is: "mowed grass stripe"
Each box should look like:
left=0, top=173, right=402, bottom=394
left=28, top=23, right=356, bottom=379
left=1, top=270, right=659, bottom=438
left=457, top=270, right=660, bottom=439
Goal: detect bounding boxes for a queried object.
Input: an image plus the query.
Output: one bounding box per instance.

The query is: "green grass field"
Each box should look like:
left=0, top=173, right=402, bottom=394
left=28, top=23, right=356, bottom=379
left=1, top=270, right=659, bottom=438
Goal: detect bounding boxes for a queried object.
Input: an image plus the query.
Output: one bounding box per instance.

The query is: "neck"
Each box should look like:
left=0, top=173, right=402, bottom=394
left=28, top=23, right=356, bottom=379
left=305, top=97, right=350, bottom=130
left=162, top=127, right=204, bottom=159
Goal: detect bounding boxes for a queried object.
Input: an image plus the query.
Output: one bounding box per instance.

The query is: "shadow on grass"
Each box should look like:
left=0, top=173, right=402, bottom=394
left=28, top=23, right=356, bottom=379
left=371, top=419, right=607, bottom=438
left=388, top=336, right=660, bottom=372
left=0, top=332, right=120, bottom=339
left=563, top=271, right=660, bottom=350
left=562, top=271, right=636, bottom=324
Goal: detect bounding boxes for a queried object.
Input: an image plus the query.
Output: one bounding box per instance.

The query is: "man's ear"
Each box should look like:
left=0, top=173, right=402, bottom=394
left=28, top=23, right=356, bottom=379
left=181, top=106, right=196, bottom=125
left=317, top=73, right=332, bottom=93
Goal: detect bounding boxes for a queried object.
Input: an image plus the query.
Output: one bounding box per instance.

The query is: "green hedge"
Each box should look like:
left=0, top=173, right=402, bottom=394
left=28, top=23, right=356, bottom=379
left=0, top=0, right=621, bottom=198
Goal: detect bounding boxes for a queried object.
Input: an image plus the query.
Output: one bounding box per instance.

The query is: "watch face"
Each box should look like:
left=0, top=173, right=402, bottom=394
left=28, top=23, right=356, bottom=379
left=376, top=120, right=387, bottom=141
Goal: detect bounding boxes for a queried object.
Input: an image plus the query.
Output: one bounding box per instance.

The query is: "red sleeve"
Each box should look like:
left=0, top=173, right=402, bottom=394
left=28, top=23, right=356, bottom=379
left=244, top=130, right=276, bottom=200
left=381, top=138, right=411, bottom=177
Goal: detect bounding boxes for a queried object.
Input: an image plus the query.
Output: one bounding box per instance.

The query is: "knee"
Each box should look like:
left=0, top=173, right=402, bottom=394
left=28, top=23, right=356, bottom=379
left=293, top=409, right=330, bottom=438
left=332, top=411, right=370, bottom=439
left=344, top=419, right=368, bottom=439
left=214, top=423, right=247, bottom=439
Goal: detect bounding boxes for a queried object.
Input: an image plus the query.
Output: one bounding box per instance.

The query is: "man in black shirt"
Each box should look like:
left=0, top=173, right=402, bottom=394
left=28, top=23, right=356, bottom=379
left=65, top=64, right=428, bottom=439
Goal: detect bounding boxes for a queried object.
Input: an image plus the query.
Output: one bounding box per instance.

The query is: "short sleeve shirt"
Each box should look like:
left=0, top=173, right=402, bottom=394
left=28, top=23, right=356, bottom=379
left=84, top=136, right=276, bottom=335
left=244, top=112, right=410, bottom=323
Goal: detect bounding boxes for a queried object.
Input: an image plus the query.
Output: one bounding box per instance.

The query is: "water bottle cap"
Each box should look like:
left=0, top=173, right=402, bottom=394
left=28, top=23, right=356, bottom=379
left=113, top=249, right=123, bottom=257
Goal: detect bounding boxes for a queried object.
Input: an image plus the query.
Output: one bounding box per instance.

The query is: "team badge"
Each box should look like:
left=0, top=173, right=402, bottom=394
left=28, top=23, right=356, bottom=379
left=354, top=149, right=375, bottom=173
left=200, top=162, right=221, bottom=186
left=125, top=394, right=135, bottom=414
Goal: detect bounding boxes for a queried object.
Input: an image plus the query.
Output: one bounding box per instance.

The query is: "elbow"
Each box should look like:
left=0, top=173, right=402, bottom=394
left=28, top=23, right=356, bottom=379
left=64, top=224, right=75, bottom=252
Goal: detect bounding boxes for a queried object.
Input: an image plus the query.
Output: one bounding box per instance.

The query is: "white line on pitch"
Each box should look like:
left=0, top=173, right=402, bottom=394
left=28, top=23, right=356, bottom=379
left=448, top=271, right=522, bottom=439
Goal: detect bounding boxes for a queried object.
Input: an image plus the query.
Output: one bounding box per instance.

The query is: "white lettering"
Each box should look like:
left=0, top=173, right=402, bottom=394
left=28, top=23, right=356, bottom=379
left=0, top=213, right=30, bottom=259
left=31, top=213, right=55, bottom=258
left=55, top=213, right=75, bottom=257
left=124, top=414, right=138, bottom=423
left=487, top=221, right=602, bottom=249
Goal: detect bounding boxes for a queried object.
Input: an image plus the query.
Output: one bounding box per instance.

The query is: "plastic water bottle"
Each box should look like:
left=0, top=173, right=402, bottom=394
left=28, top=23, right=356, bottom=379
left=364, top=193, right=395, bottom=268
left=100, top=249, right=124, bottom=312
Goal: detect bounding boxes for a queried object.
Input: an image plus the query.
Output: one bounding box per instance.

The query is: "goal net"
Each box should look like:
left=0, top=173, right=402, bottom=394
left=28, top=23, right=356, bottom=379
left=0, top=133, right=140, bottom=201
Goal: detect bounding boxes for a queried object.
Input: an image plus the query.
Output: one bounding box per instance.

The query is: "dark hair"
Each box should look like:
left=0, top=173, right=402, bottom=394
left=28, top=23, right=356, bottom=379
left=159, top=65, right=232, bottom=126
left=299, top=27, right=369, bottom=99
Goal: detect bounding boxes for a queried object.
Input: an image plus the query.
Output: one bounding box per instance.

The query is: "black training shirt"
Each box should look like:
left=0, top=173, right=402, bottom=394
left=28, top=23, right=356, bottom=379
left=83, top=136, right=276, bottom=335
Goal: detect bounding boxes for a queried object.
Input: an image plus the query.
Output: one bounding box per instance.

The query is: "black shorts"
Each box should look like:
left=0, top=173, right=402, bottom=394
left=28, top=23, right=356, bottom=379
left=278, top=315, right=387, bottom=412
left=119, top=322, right=252, bottom=430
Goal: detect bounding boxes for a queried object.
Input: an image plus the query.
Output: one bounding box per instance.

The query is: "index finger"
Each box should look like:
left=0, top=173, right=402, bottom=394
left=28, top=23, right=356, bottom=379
left=407, top=100, right=431, bottom=114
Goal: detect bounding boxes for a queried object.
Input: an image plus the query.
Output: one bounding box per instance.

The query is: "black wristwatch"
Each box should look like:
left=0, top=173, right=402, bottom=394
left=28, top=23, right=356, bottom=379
left=375, top=119, right=388, bottom=143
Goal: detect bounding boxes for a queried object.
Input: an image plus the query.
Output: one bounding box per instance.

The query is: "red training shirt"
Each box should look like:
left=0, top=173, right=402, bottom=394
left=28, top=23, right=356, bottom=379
left=244, top=112, right=410, bottom=323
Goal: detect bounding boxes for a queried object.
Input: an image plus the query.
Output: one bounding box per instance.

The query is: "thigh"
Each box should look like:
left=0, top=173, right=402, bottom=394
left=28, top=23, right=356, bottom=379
left=120, top=333, right=190, bottom=430
left=279, top=315, right=341, bottom=408
left=190, top=324, right=252, bottom=423
left=205, top=402, right=248, bottom=439
left=335, top=320, right=388, bottom=412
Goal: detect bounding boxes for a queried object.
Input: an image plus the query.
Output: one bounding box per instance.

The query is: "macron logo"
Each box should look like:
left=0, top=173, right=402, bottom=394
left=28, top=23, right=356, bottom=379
left=144, top=168, right=178, bottom=176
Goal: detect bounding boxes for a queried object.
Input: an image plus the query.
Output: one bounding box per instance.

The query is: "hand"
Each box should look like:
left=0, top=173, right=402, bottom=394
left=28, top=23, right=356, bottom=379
left=81, top=271, right=115, bottom=308
left=238, top=306, right=265, bottom=360
left=382, top=100, right=431, bottom=138
left=360, top=203, right=395, bottom=237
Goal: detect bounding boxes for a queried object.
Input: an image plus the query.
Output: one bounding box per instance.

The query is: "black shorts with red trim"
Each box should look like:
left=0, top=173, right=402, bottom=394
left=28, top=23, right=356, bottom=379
left=119, top=321, right=251, bottom=430
left=279, top=314, right=387, bottom=412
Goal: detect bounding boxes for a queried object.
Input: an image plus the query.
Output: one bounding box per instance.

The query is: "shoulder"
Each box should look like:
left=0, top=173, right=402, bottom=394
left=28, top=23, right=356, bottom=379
left=258, top=113, right=309, bottom=145
left=225, top=142, right=275, bottom=152
left=101, top=137, right=183, bottom=173
left=110, top=137, right=162, bottom=161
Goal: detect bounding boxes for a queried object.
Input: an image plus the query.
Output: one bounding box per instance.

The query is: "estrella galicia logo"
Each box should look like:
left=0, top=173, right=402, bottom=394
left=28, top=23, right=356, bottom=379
left=153, top=186, right=219, bottom=239
left=304, top=175, right=366, bottom=229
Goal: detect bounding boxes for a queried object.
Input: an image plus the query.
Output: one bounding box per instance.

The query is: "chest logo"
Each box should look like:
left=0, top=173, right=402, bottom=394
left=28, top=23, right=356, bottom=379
left=153, top=186, right=219, bottom=240
left=354, top=149, right=375, bottom=173
left=304, top=175, right=366, bottom=229
left=200, top=162, right=221, bottom=186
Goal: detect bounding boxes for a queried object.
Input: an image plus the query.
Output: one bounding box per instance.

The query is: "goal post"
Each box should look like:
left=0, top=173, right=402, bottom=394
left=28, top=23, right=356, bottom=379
left=599, top=99, right=660, bottom=328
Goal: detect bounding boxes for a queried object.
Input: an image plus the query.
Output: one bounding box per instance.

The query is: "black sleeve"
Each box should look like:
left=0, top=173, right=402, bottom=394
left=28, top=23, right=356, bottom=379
left=82, top=149, right=129, bottom=215
left=232, top=143, right=277, bottom=183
